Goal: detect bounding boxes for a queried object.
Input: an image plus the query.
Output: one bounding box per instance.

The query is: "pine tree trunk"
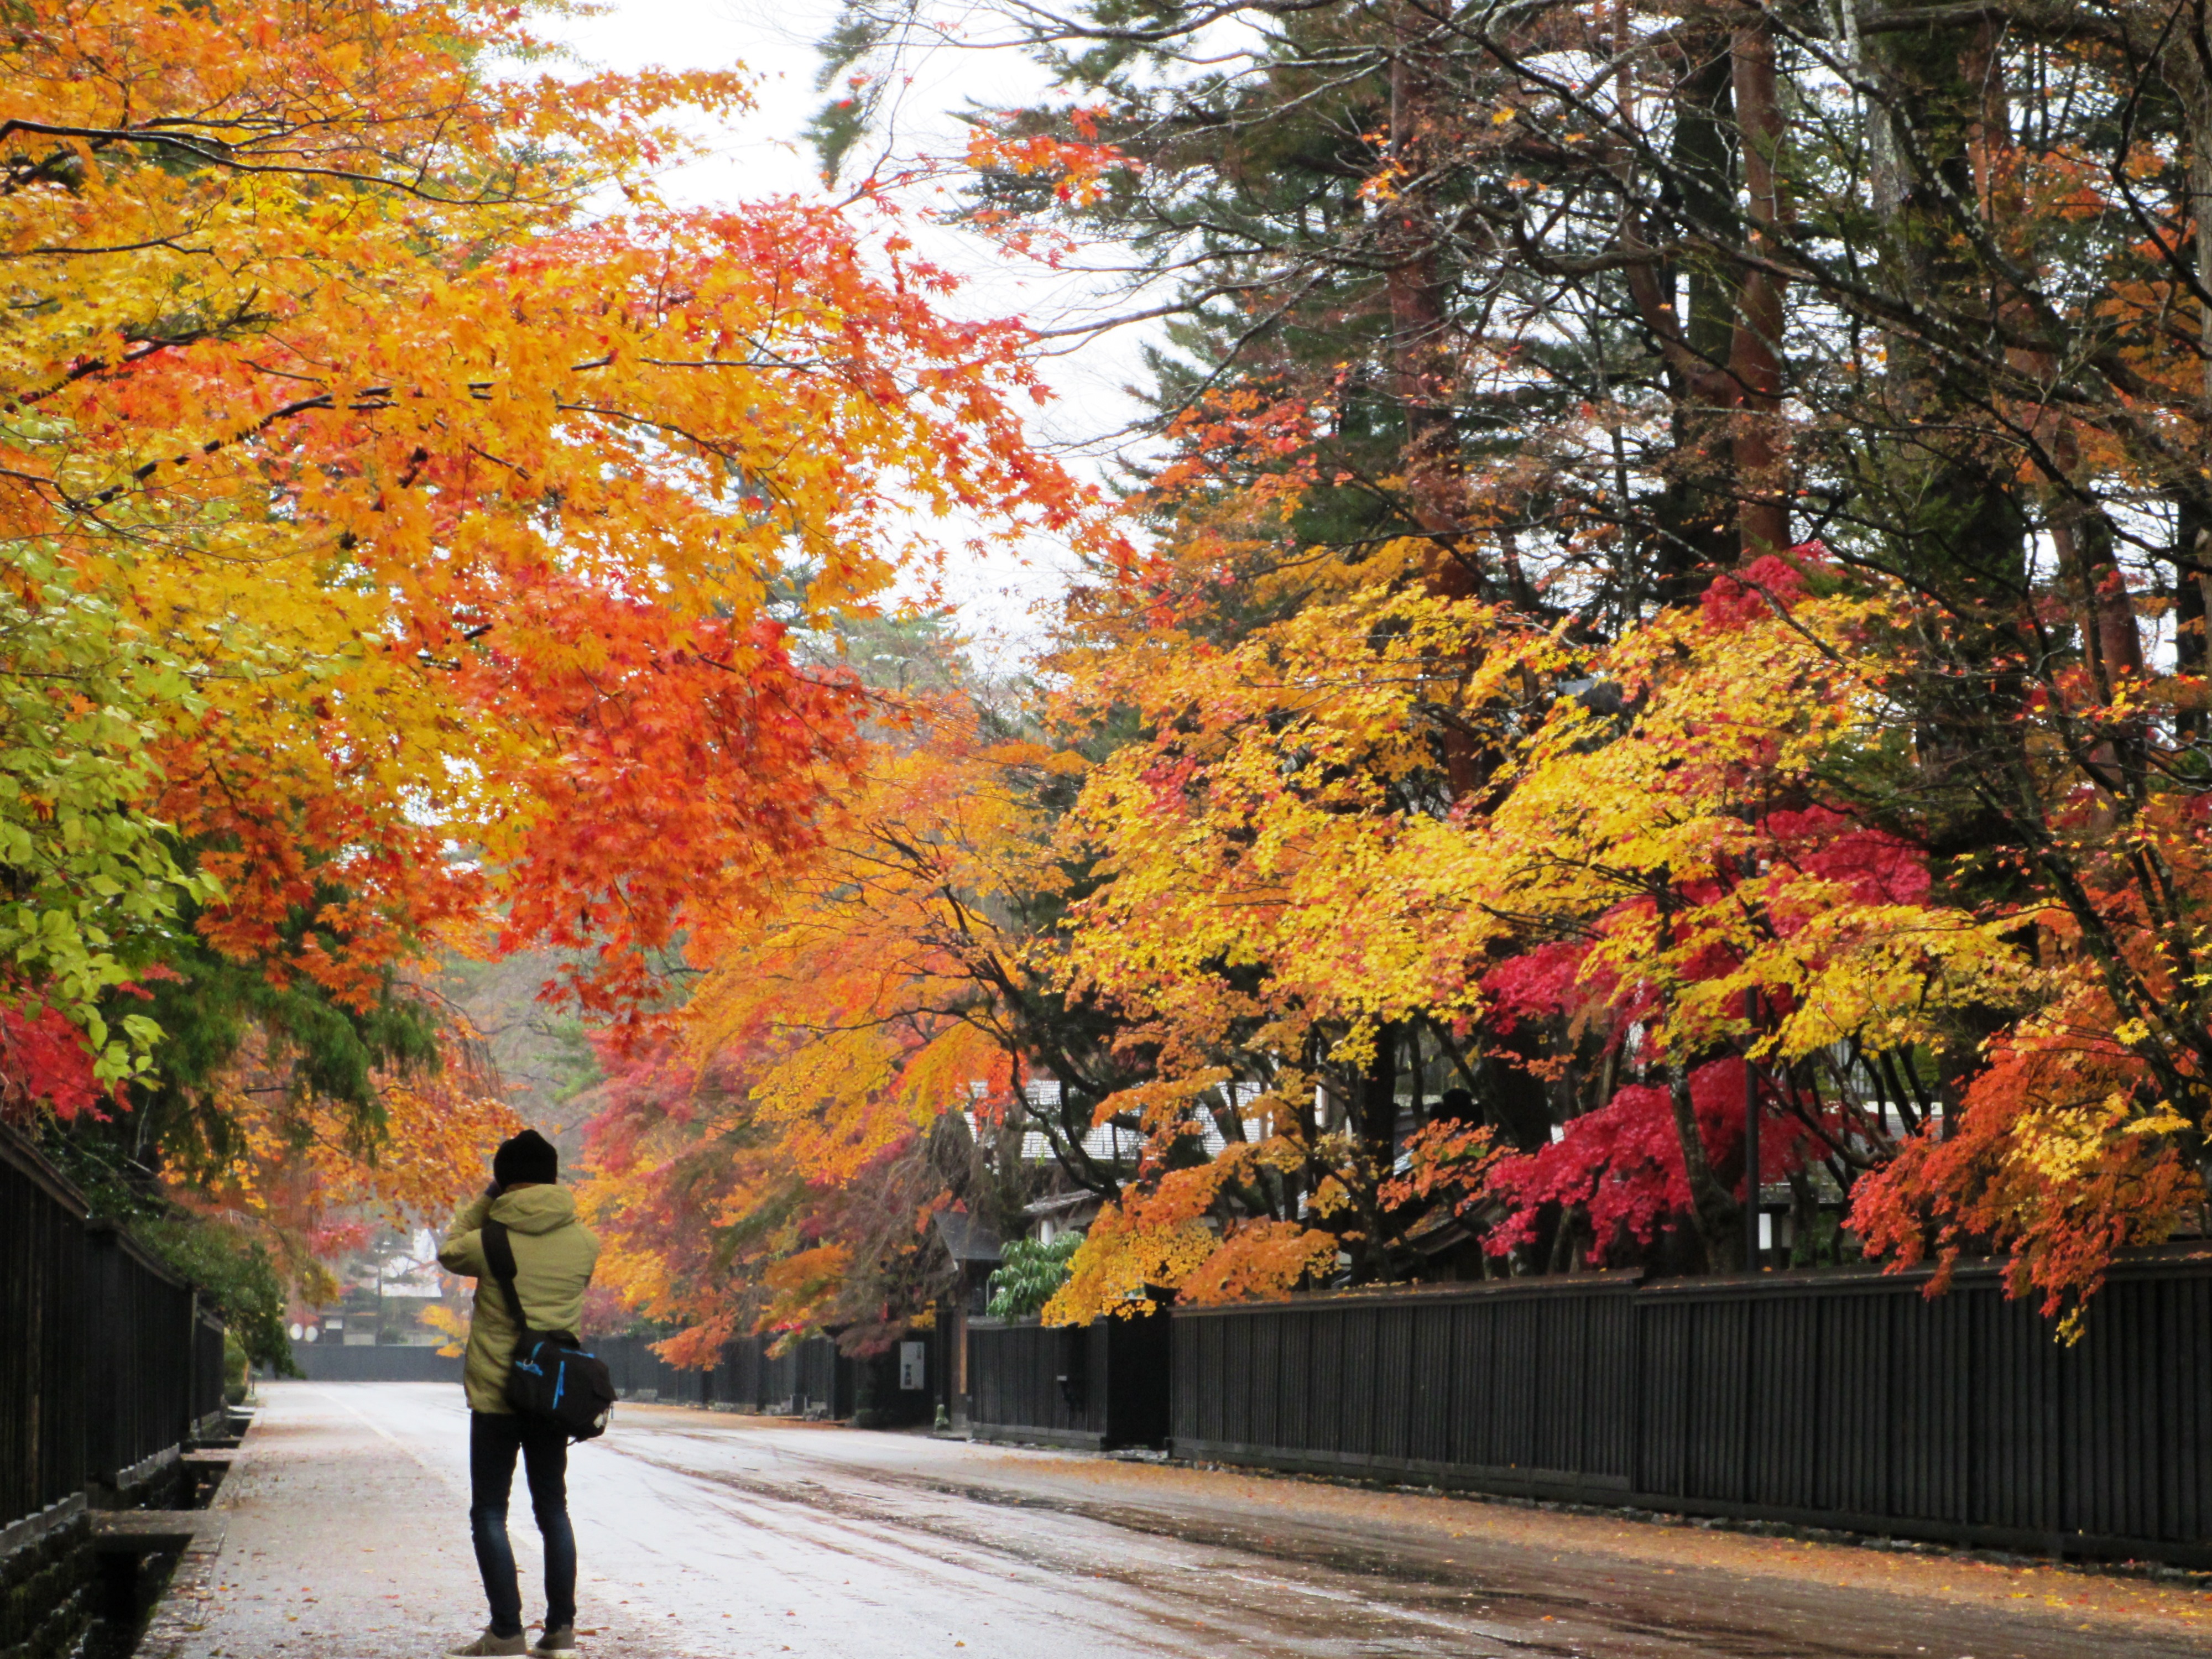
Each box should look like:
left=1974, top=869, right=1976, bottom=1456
left=1729, top=11, right=1789, bottom=562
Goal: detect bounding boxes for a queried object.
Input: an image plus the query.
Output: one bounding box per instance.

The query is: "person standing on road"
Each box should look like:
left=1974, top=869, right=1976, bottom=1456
left=437, top=1129, right=601, bottom=1659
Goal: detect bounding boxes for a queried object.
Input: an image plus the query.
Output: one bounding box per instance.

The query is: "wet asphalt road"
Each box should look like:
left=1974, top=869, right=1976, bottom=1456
left=165, top=1383, right=2208, bottom=1659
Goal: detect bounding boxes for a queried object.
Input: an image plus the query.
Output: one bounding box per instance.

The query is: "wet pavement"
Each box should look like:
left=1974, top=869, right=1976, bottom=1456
left=145, top=1382, right=2211, bottom=1659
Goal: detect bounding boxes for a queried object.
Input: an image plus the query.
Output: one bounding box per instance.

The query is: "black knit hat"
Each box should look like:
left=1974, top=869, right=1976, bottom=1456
left=492, top=1129, right=559, bottom=1188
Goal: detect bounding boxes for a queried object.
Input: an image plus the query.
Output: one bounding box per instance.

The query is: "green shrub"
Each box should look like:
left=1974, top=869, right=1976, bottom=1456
left=985, top=1233, right=1082, bottom=1320
left=222, top=1329, right=251, bottom=1404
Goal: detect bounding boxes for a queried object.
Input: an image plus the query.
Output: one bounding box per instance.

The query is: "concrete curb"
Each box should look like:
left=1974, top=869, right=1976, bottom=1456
left=134, top=1415, right=252, bottom=1659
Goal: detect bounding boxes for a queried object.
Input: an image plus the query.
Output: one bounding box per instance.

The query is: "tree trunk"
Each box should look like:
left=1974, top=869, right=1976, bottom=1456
left=1667, top=1055, right=1742, bottom=1271
left=1359, top=1021, right=1399, bottom=1156
left=1729, top=11, right=1789, bottom=562
left=1387, top=2, right=1462, bottom=573
left=2175, top=497, right=2209, bottom=744
left=1625, top=31, right=1746, bottom=602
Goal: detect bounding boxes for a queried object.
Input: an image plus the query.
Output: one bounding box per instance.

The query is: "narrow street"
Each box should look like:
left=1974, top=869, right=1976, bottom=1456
left=150, top=1383, right=2211, bottom=1659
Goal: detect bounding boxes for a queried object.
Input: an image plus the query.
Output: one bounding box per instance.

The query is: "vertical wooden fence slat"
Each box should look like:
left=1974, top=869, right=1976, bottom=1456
left=1409, top=1302, right=1450, bottom=1467
left=1283, top=1310, right=1312, bottom=1454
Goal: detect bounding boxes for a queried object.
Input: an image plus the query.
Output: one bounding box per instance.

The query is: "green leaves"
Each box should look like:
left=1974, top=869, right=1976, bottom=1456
left=985, top=1231, right=1083, bottom=1319
left=0, top=549, right=216, bottom=1086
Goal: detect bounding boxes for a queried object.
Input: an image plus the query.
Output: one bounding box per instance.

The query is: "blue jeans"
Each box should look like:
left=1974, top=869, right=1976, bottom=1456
left=468, top=1411, right=576, bottom=1637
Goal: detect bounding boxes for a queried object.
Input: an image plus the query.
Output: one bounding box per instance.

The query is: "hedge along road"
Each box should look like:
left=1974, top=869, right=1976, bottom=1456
left=145, top=1383, right=2212, bottom=1659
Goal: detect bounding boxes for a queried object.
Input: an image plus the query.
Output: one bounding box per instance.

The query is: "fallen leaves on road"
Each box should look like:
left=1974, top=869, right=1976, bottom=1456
left=973, top=1447, right=2212, bottom=1639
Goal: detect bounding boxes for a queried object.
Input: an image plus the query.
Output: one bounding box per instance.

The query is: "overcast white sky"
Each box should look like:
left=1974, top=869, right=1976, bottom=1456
left=538, top=0, right=1161, bottom=668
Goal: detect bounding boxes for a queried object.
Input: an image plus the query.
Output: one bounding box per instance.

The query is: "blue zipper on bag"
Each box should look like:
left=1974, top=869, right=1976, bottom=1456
left=553, top=1361, right=565, bottom=1408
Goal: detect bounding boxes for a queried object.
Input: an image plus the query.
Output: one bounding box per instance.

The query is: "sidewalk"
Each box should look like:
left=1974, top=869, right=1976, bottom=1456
left=137, top=1386, right=667, bottom=1659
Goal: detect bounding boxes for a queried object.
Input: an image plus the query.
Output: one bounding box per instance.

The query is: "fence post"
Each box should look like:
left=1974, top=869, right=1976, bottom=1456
left=81, top=1220, right=123, bottom=1497
left=1743, top=986, right=1761, bottom=1272
left=175, top=1286, right=196, bottom=1450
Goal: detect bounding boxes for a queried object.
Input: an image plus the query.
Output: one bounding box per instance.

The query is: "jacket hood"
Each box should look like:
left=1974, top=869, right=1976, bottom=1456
left=489, top=1183, right=577, bottom=1236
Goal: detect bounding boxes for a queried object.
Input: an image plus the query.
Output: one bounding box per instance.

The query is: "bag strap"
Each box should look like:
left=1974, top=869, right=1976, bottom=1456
left=481, top=1217, right=530, bottom=1331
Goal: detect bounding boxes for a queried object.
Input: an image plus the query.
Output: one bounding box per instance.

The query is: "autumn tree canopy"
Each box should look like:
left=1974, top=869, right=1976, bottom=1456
left=19, top=0, right=2212, bottom=1358
left=569, top=0, right=2212, bottom=1358
left=3, top=0, right=1098, bottom=1344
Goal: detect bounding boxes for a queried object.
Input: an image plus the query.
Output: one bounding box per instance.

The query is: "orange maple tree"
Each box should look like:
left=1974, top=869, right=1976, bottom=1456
left=577, top=674, right=1060, bottom=1355
left=4, top=0, right=1103, bottom=1303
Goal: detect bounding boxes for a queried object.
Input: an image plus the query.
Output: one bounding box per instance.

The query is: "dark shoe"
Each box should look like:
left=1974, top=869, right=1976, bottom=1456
left=448, top=1631, right=528, bottom=1657
left=531, top=1628, right=577, bottom=1656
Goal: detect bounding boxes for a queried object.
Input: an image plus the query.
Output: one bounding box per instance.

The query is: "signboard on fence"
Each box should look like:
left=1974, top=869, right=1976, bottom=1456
left=899, top=1340, right=925, bottom=1391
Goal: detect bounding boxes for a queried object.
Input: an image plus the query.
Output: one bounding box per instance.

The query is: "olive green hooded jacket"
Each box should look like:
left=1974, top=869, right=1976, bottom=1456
left=437, top=1184, right=601, bottom=1415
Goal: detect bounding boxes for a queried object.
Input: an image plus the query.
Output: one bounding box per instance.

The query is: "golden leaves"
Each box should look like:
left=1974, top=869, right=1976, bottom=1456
left=1, top=0, right=1120, bottom=1293
left=7, top=0, right=1109, bottom=1031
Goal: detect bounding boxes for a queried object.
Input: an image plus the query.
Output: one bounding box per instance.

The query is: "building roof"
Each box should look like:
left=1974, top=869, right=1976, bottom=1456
left=1021, top=1190, right=1098, bottom=1219
left=932, top=1209, right=1003, bottom=1264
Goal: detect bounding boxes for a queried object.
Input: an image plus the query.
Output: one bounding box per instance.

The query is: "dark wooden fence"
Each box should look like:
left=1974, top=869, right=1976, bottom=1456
left=1, top=1125, right=229, bottom=1538
left=291, top=1327, right=932, bottom=1426
left=1168, top=1251, right=2212, bottom=1566
left=289, top=1343, right=463, bottom=1383
left=593, top=1333, right=855, bottom=1417
left=290, top=1331, right=849, bottom=1410
left=967, top=1314, right=1171, bottom=1450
